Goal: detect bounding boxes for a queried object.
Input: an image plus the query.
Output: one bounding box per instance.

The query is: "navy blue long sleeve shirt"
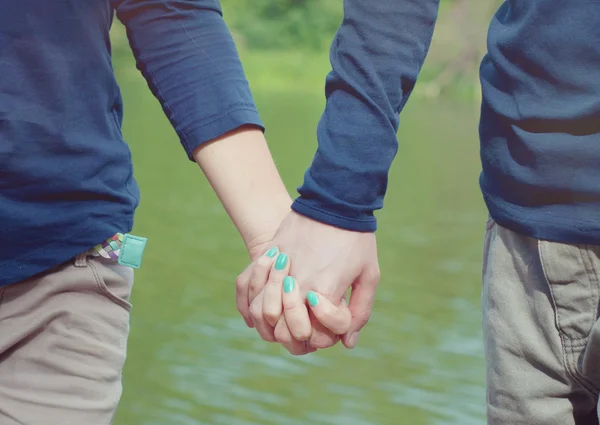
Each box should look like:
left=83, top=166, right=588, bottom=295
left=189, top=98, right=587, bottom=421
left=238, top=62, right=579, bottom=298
left=292, top=0, right=439, bottom=231
left=294, top=0, right=600, bottom=242
left=1, top=0, right=263, bottom=285
left=3, top=0, right=600, bottom=286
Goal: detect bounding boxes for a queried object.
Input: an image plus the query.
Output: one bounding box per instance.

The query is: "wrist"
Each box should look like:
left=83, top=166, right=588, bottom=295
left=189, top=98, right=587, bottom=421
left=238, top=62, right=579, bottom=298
left=291, top=198, right=377, bottom=233
left=243, top=195, right=292, bottom=259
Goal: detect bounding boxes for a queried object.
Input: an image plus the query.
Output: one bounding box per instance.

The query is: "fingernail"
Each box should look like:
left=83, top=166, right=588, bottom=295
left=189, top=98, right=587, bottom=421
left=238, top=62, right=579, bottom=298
left=348, top=332, right=359, bottom=348
left=275, top=253, right=288, bottom=270
left=265, top=247, right=278, bottom=258
left=306, top=291, right=319, bottom=307
left=283, top=276, right=295, bottom=293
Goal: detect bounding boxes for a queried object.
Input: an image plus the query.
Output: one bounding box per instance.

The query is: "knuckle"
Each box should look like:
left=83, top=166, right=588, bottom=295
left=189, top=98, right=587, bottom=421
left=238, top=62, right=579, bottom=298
left=283, top=301, right=301, bottom=313
left=235, top=275, right=247, bottom=292
left=282, top=297, right=297, bottom=311
left=265, top=275, right=282, bottom=288
left=368, top=267, right=381, bottom=285
left=255, top=256, right=273, bottom=270
left=374, top=269, right=381, bottom=282
left=249, top=304, right=262, bottom=320
left=295, top=328, right=312, bottom=342
left=235, top=301, right=245, bottom=315
left=264, top=310, right=280, bottom=325
left=249, top=278, right=264, bottom=293
left=267, top=268, right=285, bottom=283
left=373, top=268, right=381, bottom=285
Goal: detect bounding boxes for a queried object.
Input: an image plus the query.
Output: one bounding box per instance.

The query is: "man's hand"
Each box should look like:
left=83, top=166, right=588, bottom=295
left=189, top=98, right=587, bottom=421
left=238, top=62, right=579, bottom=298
left=236, top=246, right=352, bottom=355
left=236, top=211, right=380, bottom=352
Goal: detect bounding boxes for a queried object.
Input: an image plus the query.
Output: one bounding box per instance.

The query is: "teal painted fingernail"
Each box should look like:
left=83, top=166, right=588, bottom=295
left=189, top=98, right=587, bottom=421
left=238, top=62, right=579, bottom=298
left=275, top=253, right=288, bottom=270
left=283, top=276, right=295, bottom=293
left=307, top=291, right=319, bottom=307
left=265, top=247, right=278, bottom=258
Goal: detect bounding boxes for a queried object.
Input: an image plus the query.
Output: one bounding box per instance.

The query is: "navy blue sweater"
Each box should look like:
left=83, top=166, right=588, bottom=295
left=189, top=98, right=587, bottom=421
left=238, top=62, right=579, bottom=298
left=0, top=0, right=262, bottom=285
left=292, top=0, right=600, bottom=242
left=2, top=0, right=600, bottom=286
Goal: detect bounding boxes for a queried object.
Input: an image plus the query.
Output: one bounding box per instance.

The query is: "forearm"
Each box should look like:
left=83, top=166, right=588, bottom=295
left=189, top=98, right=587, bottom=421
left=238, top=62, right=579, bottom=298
left=193, top=126, right=292, bottom=249
left=112, top=1, right=287, bottom=247
left=293, top=0, right=440, bottom=231
left=113, top=0, right=263, bottom=158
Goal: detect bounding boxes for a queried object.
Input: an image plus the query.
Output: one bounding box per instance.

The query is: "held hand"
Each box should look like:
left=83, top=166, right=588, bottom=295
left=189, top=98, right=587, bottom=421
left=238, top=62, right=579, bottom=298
left=275, top=284, right=352, bottom=355
left=236, top=248, right=351, bottom=355
left=237, top=211, right=380, bottom=352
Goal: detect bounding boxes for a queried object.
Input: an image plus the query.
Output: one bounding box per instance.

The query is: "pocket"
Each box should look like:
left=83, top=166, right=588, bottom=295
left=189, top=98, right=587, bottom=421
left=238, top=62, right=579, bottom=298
left=88, top=258, right=133, bottom=312
left=539, top=240, right=598, bottom=342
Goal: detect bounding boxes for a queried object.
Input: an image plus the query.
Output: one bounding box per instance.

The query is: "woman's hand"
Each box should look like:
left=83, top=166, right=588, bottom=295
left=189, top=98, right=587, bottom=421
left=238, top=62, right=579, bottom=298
left=237, top=211, right=380, bottom=354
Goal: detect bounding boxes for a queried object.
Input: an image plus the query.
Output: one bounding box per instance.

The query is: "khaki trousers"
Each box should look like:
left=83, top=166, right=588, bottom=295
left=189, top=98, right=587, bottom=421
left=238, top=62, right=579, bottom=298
left=0, top=254, right=133, bottom=425
left=484, top=218, right=600, bottom=424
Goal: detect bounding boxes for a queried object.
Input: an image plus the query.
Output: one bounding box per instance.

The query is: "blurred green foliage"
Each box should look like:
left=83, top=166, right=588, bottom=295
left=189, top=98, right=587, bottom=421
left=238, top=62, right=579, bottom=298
left=111, top=0, right=502, bottom=101
left=223, top=0, right=343, bottom=51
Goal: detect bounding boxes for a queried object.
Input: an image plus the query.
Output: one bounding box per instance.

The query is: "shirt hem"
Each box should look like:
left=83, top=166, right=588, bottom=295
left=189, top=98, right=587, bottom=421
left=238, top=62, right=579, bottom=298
left=291, top=198, right=377, bottom=232
left=0, top=216, right=134, bottom=287
left=483, top=189, right=600, bottom=246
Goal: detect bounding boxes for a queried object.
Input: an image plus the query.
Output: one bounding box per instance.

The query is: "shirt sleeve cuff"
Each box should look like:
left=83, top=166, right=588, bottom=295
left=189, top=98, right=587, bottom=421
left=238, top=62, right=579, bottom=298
left=179, top=106, right=265, bottom=161
left=291, top=198, right=377, bottom=232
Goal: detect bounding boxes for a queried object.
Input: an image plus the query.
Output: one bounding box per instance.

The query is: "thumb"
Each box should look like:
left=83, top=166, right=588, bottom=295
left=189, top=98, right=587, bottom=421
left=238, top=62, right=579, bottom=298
left=341, top=269, right=379, bottom=349
left=306, top=291, right=351, bottom=335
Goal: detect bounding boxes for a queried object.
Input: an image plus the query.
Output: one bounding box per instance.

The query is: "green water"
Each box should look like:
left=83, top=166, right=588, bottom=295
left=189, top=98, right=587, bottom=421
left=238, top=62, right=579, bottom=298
left=112, top=56, right=487, bottom=425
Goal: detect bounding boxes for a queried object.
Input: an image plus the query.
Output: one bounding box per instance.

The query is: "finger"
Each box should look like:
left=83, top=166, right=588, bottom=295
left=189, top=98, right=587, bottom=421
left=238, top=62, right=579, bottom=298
left=235, top=264, right=254, bottom=327
left=307, top=312, right=340, bottom=349
left=282, top=276, right=312, bottom=341
left=274, top=316, right=316, bottom=356
left=249, top=291, right=276, bottom=342
left=342, top=269, right=380, bottom=349
left=306, top=291, right=351, bottom=335
left=248, top=247, right=280, bottom=305
left=262, top=253, right=291, bottom=327
left=302, top=286, right=341, bottom=349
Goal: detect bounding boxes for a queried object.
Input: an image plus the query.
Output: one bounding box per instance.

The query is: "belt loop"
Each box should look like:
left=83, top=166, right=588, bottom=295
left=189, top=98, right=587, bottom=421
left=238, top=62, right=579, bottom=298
left=74, top=252, right=88, bottom=268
